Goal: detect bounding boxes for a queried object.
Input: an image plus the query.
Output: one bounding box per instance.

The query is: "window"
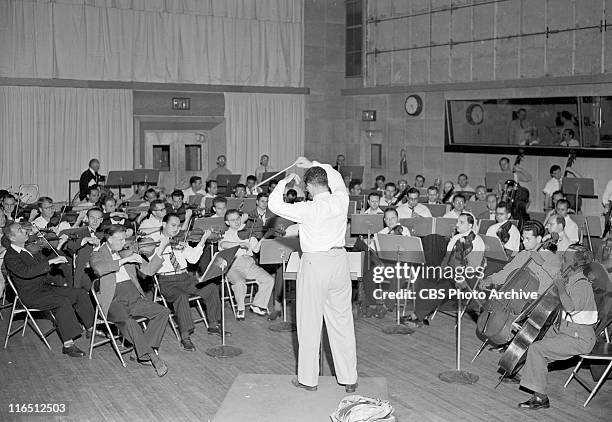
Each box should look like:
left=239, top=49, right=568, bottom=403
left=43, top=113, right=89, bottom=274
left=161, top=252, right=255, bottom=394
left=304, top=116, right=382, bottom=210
left=371, top=144, right=382, bottom=168
left=152, top=145, right=170, bottom=171
left=346, top=0, right=363, bottom=77
left=185, top=144, right=202, bottom=171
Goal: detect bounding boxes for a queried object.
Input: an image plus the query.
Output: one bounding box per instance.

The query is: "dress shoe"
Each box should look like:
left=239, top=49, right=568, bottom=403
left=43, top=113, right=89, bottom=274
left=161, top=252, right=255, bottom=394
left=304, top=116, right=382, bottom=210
left=181, top=337, right=196, bottom=352
left=518, top=395, right=550, bottom=410
left=62, top=344, right=86, bottom=358
left=267, top=310, right=281, bottom=321
left=489, top=344, right=507, bottom=353
left=249, top=305, right=268, bottom=316
left=236, top=310, right=245, bottom=321
left=399, top=316, right=424, bottom=328
left=344, top=383, right=358, bottom=393
left=150, top=356, right=168, bottom=377
left=207, top=326, right=232, bottom=337
left=129, top=353, right=152, bottom=366
left=291, top=378, right=317, bottom=391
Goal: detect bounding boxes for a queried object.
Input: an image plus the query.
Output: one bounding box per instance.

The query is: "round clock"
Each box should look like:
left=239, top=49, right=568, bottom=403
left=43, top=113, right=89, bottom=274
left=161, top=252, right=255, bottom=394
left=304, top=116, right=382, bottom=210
left=466, top=103, right=484, bottom=125
left=404, top=95, right=423, bottom=116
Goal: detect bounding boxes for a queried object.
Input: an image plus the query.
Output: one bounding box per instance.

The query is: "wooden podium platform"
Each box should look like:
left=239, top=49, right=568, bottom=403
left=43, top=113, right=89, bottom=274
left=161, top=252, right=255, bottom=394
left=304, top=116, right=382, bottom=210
left=213, top=374, right=389, bottom=422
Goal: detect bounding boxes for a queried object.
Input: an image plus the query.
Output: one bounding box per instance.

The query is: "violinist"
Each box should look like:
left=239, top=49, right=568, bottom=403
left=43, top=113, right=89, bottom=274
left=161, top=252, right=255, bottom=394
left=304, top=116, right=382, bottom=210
left=362, top=193, right=384, bottom=215
left=148, top=213, right=226, bottom=351
left=442, top=194, right=466, bottom=219
left=485, top=202, right=521, bottom=254
left=246, top=175, right=262, bottom=196
left=246, top=193, right=275, bottom=240
left=379, top=183, right=397, bottom=206
left=478, top=193, right=498, bottom=220
left=349, top=182, right=362, bottom=196
left=405, top=213, right=485, bottom=327
left=397, top=188, right=432, bottom=219
left=234, top=184, right=247, bottom=199
left=210, top=196, right=227, bottom=218
left=65, top=208, right=104, bottom=290
left=78, top=158, right=102, bottom=201
left=374, top=208, right=411, bottom=248
left=1, top=194, right=24, bottom=223
left=129, top=181, right=149, bottom=201
left=101, top=197, right=134, bottom=237
left=3, top=223, right=95, bottom=358
left=545, top=214, right=572, bottom=252
left=219, top=209, right=275, bottom=320
left=166, top=190, right=192, bottom=230
left=30, top=197, right=71, bottom=233
left=394, top=179, right=408, bottom=204
left=440, top=181, right=455, bottom=204
left=508, top=245, right=597, bottom=410
left=138, top=200, right=166, bottom=234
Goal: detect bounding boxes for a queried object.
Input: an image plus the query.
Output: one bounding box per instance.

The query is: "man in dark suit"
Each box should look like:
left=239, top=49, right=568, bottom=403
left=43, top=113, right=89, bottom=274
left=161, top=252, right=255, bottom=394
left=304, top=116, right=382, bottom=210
left=78, top=158, right=102, bottom=201
left=2, top=223, right=95, bottom=357
left=89, top=224, right=170, bottom=377
left=65, top=208, right=104, bottom=291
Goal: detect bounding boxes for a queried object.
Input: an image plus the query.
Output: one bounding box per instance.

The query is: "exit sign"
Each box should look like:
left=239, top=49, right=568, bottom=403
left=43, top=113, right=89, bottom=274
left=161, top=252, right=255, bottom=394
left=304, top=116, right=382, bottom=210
left=172, top=97, right=191, bottom=110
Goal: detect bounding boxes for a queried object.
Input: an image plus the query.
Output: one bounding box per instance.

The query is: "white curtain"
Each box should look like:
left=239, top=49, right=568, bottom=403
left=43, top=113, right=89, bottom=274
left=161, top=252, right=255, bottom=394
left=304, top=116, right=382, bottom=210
left=225, top=93, right=304, bottom=180
left=0, top=0, right=303, bottom=87
left=0, top=86, right=133, bottom=201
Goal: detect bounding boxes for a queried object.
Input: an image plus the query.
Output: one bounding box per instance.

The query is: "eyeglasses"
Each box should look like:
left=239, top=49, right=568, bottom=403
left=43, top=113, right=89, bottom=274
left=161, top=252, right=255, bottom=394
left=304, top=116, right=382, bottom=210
left=152, top=208, right=166, bottom=212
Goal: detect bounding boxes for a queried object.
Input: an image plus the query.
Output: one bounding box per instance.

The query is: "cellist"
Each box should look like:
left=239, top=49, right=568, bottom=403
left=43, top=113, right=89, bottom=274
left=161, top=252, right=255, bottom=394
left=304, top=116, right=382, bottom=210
left=505, top=245, right=597, bottom=410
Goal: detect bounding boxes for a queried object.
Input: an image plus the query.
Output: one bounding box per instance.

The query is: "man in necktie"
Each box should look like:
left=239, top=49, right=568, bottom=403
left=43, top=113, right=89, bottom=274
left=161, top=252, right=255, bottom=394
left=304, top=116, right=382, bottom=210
left=65, top=208, right=104, bottom=291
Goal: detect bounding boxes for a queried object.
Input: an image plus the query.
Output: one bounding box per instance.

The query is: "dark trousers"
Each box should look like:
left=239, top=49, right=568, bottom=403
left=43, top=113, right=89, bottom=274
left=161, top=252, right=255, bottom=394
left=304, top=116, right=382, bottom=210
left=266, top=264, right=284, bottom=310
left=107, top=282, right=170, bottom=359
left=21, top=285, right=94, bottom=342
left=158, top=273, right=221, bottom=335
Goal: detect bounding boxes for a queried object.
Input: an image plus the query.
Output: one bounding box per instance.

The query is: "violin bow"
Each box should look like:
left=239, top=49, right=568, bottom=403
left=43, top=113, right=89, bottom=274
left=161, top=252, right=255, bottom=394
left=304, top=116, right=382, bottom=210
left=30, top=223, right=62, bottom=257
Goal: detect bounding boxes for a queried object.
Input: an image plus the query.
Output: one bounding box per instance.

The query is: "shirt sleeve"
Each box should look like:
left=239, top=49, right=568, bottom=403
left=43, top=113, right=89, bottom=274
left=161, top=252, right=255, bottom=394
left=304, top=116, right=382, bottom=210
left=603, top=180, right=612, bottom=205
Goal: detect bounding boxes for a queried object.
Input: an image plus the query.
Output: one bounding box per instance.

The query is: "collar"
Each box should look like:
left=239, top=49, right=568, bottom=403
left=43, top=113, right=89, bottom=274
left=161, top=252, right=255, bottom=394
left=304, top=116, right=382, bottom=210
left=313, top=191, right=331, bottom=200
left=90, top=168, right=97, bottom=176
left=11, top=244, right=32, bottom=255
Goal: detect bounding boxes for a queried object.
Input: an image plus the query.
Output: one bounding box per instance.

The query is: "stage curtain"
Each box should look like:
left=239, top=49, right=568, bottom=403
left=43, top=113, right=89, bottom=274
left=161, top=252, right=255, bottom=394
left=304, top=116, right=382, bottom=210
left=0, top=86, right=133, bottom=201
left=224, top=93, right=304, bottom=181
left=0, top=0, right=303, bottom=87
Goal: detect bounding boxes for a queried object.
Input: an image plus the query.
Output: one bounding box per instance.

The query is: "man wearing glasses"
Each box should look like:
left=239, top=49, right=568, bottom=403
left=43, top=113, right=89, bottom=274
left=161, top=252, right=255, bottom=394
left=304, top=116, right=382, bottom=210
left=139, top=199, right=167, bottom=234
left=65, top=208, right=104, bottom=290
left=485, top=201, right=521, bottom=255
left=30, top=197, right=72, bottom=233
left=396, top=188, right=432, bottom=219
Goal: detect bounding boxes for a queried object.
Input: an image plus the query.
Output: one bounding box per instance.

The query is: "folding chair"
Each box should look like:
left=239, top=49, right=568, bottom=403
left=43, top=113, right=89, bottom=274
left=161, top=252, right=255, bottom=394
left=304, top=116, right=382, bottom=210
left=3, top=273, right=57, bottom=349
left=563, top=338, right=612, bottom=406
left=152, top=275, right=208, bottom=342
left=222, top=278, right=257, bottom=319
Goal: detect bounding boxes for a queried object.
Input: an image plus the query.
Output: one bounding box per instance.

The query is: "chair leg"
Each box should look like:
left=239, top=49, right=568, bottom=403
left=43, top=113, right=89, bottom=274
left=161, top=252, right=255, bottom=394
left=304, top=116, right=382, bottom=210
left=564, top=357, right=584, bottom=388
left=472, top=339, right=488, bottom=362
left=194, top=299, right=209, bottom=328
left=103, top=318, right=127, bottom=368
left=89, top=310, right=99, bottom=360
left=25, top=309, right=52, bottom=350
left=21, top=311, right=29, bottom=336
left=224, top=279, right=237, bottom=318
left=4, top=301, right=18, bottom=348
left=583, top=361, right=612, bottom=407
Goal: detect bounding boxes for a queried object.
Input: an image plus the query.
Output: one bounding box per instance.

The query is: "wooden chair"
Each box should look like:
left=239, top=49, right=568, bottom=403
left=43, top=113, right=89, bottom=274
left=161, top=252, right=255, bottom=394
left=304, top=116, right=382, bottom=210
left=152, top=275, right=208, bottom=342
left=3, top=273, right=57, bottom=350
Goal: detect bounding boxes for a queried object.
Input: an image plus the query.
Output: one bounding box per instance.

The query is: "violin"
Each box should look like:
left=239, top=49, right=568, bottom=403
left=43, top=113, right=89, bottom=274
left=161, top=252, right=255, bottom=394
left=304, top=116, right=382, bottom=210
left=496, top=220, right=513, bottom=245
left=449, top=231, right=476, bottom=267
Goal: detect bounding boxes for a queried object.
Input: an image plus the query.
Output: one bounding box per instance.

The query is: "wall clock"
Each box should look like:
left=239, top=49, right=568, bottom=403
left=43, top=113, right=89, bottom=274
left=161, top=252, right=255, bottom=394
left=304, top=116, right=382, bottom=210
left=466, top=103, right=484, bottom=125
left=404, top=95, right=423, bottom=116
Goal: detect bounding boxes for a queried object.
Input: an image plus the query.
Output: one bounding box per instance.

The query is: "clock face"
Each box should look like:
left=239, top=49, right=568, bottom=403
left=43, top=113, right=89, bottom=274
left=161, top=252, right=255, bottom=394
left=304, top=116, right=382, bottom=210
left=405, top=95, right=422, bottom=116
left=466, top=104, right=484, bottom=125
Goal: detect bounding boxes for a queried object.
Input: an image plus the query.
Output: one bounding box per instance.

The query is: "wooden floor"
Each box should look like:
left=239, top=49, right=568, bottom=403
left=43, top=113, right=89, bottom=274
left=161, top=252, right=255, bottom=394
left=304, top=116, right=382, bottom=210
left=0, top=302, right=610, bottom=422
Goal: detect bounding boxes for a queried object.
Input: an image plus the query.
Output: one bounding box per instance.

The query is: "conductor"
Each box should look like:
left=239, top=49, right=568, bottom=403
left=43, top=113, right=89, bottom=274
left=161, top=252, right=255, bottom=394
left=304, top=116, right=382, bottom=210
left=268, top=157, right=358, bottom=393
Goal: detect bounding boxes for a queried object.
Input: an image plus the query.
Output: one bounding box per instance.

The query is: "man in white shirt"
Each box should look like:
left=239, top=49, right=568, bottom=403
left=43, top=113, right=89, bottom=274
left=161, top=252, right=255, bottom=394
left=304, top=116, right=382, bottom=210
left=182, top=176, right=206, bottom=203
left=551, top=199, right=579, bottom=244
left=558, top=128, right=580, bottom=147
left=219, top=209, right=274, bottom=320
left=255, top=154, right=271, bottom=182
left=545, top=214, right=572, bottom=252
left=485, top=201, right=521, bottom=254
left=443, top=194, right=467, bottom=219
left=149, top=214, right=225, bottom=351
left=363, top=193, right=384, bottom=215
left=426, top=186, right=441, bottom=204
left=543, top=165, right=562, bottom=210
left=268, top=157, right=358, bottom=393
left=138, top=200, right=167, bottom=234
left=373, top=208, right=411, bottom=251
left=199, top=180, right=219, bottom=209
left=456, top=174, right=475, bottom=193
left=379, top=183, right=397, bottom=206
left=397, top=188, right=432, bottom=219
left=30, top=197, right=71, bottom=233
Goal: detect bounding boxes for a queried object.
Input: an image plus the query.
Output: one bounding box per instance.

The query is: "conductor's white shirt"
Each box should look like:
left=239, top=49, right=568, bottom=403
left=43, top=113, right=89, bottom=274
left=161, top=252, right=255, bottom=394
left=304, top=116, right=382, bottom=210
left=268, top=162, right=347, bottom=253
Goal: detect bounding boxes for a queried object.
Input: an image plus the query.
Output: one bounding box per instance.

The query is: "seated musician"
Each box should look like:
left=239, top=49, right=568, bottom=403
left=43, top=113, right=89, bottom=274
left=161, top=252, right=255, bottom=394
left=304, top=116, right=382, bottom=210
left=166, top=190, right=192, bottom=230
left=414, top=175, right=426, bottom=189
left=77, top=185, right=101, bottom=207
left=373, top=208, right=411, bottom=248
left=485, top=201, right=521, bottom=254
left=133, top=188, right=159, bottom=224
left=182, top=176, right=205, bottom=203
left=473, top=185, right=487, bottom=202
left=65, top=208, right=104, bottom=290
left=2, top=194, right=23, bottom=223
left=397, top=188, right=432, bottom=219
left=198, top=180, right=218, bottom=210
left=543, top=165, right=562, bottom=210
left=246, top=175, right=262, bottom=196
left=545, top=214, right=572, bottom=252
left=426, top=186, right=441, bottom=205
left=209, top=196, right=227, bottom=218
left=30, top=197, right=71, bottom=233
left=247, top=193, right=275, bottom=239
left=234, top=184, right=247, bottom=199
left=442, top=194, right=466, bottom=218
left=478, top=193, right=498, bottom=220
left=147, top=214, right=226, bottom=351
left=379, top=183, right=397, bottom=206
left=362, top=192, right=384, bottom=215
left=3, top=223, right=95, bottom=357
left=101, top=196, right=134, bottom=236
left=78, top=158, right=102, bottom=201
left=138, top=200, right=167, bottom=234
left=89, top=225, right=170, bottom=377
left=456, top=173, right=475, bottom=193
left=506, top=245, right=597, bottom=410
left=440, top=181, right=455, bottom=204
left=544, top=191, right=565, bottom=221
left=219, top=209, right=275, bottom=320
left=405, top=213, right=485, bottom=327
left=547, top=199, right=579, bottom=243
left=286, top=189, right=298, bottom=204
left=349, top=182, right=362, bottom=196
left=128, top=181, right=149, bottom=201
left=374, top=175, right=386, bottom=192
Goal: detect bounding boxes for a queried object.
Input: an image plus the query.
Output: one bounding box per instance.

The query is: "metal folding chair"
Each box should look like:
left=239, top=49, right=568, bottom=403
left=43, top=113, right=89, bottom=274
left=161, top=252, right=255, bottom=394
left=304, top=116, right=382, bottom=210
left=564, top=338, right=612, bottom=406
left=3, top=273, right=57, bottom=349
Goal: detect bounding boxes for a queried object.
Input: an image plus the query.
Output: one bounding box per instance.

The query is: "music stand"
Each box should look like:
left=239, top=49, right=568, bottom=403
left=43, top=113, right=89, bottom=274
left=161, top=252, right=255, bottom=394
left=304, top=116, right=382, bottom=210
left=200, top=246, right=241, bottom=358
left=375, top=235, right=423, bottom=335
left=133, top=169, right=159, bottom=186
left=434, top=218, right=457, bottom=238
left=227, top=197, right=256, bottom=213
left=467, top=201, right=488, bottom=218
left=562, top=178, right=596, bottom=213
left=187, top=194, right=203, bottom=208
left=260, top=238, right=301, bottom=332
left=424, top=204, right=448, bottom=217
left=261, top=171, right=285, bottom=186
left=192, top=216, right=227, bottom=235
left=216, top=174, right=241, bottom=195
left=338, top=166, right=364, bottom=183
left=482, top=235, right=509, bottom=262
left=106, top=171, right=133, bottom=199
left=399, top=217, right=434, bottom=237
left=485, top=172, right=508, bottom=192
left=478, top=219, right=496, bottom=235
left=349, top=195, right=366, bottom=211
left=350, top=214, right=384, bottom=236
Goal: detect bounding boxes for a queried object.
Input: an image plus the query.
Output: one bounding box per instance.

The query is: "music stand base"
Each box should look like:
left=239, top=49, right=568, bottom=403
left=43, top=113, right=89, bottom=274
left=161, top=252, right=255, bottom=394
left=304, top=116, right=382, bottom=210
left=205, top=345, right=243, bottom=358
left=269, top=321, right=297, bottom=332
left=438, top=370, right=479, bottom=384
left=382, top=324, right=414, bottom=335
